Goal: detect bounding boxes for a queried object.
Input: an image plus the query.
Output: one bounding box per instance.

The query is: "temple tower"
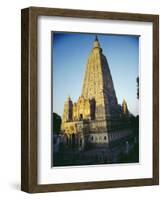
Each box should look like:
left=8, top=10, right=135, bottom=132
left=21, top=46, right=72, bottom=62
left=61, top=35, right=131, bottom=147
left=62, top=96, right=73, bottom=122
left=122, top=99, right=129, bottom=115
left=82, top=35, right=118, bottom=120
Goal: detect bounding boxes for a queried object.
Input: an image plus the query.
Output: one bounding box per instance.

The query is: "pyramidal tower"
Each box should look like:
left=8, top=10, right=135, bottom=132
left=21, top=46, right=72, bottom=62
left=61, top=35, right=131, bottom=148
left=82, top=35, right=118, bottom=120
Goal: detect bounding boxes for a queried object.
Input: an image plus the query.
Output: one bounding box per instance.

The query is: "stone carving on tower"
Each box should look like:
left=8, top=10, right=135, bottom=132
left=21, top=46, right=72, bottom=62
left=61, top=35, right=132, bottom=149
left=82, top=35, right=119, bottom=120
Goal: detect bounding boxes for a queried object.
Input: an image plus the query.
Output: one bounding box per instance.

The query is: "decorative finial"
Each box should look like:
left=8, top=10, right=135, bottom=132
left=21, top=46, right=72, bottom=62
left=67, top=95, right=71, bottom=101
left=95, top=35, right=98, bottom=41
left=93, top=35, right=101, bottom=49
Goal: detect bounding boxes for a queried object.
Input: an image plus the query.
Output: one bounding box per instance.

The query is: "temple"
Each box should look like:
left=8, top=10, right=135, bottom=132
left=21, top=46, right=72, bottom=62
left=61, top=35, right=132, bottom=150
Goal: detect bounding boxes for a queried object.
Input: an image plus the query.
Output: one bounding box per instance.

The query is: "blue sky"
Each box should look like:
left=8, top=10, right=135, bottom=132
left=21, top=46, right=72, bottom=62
left=52, top=32, right=139, bottom=116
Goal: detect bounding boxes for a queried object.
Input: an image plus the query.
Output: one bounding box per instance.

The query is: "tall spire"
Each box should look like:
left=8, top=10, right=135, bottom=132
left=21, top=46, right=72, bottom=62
left=82, top=35, right=118, bottom=119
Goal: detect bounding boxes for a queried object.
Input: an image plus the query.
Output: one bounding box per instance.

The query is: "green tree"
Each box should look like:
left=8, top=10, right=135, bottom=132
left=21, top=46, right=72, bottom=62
left=53, top=113, right=61, bottom=135
left=136, top=77, right=139, bottom=99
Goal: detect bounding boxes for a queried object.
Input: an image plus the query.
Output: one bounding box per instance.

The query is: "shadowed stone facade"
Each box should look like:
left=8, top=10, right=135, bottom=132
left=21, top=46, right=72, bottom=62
left=61, top=36, right=132, bottom=150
